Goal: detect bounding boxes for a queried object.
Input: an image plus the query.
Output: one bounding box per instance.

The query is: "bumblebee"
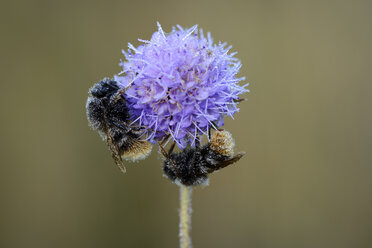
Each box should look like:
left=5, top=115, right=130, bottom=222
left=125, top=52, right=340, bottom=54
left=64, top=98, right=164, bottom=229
left=160, top=130, right=245, bottom=186
left=86, top=78, right=152, bottom=172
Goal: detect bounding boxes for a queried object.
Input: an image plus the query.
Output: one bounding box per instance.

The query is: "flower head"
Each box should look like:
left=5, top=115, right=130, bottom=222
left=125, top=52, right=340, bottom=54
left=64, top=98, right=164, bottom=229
left=115, top=23, right=248, bottom=148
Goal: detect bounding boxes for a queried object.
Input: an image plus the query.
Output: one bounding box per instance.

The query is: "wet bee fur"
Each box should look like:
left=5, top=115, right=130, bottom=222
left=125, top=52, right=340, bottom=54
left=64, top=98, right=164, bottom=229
left=86, top=78, right=152, bottom=173
left=161, top=130, right=245, bottom=186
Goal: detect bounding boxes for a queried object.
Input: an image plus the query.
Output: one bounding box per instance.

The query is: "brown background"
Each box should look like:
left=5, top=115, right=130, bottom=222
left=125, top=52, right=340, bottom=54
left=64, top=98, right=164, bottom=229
left=1, top=0, right=372, bottom=247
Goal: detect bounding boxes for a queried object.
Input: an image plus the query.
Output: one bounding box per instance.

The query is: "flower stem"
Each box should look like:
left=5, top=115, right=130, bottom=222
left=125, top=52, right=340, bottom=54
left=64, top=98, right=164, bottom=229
left=179, top=185, right=192, bottom=248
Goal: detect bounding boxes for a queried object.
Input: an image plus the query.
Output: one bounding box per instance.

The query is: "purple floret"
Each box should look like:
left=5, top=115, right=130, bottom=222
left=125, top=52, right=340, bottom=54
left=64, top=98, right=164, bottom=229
left=115, top=23, right=248, bottom=148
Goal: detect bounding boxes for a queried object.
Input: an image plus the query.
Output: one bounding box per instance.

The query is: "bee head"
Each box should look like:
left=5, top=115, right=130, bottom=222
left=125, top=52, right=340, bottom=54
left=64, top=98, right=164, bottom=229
left=90, top=79, right=119, bottom=99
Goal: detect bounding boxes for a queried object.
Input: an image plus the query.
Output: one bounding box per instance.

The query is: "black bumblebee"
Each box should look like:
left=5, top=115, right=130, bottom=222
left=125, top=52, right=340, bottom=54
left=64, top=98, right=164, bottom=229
left=86, top=78, right=152, bottom=173
left=160, top=130, right=245, bottom=186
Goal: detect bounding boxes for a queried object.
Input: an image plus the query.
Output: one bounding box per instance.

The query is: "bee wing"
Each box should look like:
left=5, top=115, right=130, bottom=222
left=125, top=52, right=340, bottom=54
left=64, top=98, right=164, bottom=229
left=207, top=152, right=245, bottom=173
left=105, top=131, right=126, bottom=173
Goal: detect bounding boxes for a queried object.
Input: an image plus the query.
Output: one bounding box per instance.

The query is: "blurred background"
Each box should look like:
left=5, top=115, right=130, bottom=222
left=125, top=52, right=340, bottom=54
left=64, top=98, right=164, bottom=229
left=1, top=0, right=372, bottom=247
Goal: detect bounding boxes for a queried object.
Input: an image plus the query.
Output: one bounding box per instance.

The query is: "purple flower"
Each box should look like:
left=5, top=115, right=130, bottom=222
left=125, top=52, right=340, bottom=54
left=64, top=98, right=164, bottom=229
left=115, top=23, right=248, bottom=148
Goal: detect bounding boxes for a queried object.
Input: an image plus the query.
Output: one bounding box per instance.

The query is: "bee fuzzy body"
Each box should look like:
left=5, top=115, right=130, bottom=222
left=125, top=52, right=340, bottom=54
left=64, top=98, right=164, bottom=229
left=86, top=79, right=152, bottom=171
left=164, top=147, right=209, bottom=186
left=163, top=130, right=245, bottom=186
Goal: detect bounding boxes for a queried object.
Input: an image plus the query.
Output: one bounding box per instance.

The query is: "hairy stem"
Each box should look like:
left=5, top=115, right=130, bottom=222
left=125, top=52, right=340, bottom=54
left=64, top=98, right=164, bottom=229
left=179, top=185, right=192, bottom=248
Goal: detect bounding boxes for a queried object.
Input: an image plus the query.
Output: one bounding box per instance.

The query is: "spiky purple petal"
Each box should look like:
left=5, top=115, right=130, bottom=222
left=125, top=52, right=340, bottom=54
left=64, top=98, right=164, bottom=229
left=116, top=23, right=248, bottom=148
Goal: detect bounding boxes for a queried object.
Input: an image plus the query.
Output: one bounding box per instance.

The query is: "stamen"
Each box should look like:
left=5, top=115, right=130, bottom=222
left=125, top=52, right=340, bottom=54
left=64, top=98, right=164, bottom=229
left=168, top=127, right=182, bottom=147
left=128, top=43, right=141, bottom=54
left=129, top=111, right=144, bottom=126
left=138, top=39, right=152, bottom=44
left=157, top=22, right=167, bottom=40
left=176, top=25, right=184, bottom=31
left=192, top=121, right=207, bottom=136
left=182, top=25, right=198, bottom=41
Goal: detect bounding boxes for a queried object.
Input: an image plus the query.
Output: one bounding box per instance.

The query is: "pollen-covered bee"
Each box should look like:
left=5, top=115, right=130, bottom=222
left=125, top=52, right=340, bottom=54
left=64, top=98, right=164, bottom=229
left=86, top=78, right=152, bottom=173
left=160, top=130, right=245, bottom=186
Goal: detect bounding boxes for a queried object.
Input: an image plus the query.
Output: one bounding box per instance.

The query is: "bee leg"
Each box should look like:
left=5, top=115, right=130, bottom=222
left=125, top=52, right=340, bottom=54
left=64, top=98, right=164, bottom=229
left=168, top=142, right=176, bottom=156
left=131, top=126, right=156, bottom=135
left=157, top=140, right=176, bottom=158
left=106, top=133, right=126, bottom=173
left=131, top=126, right=147, bottom=134
left=157, top=135, right=174, bottom=158
left=157, top=141, right=169, bottom=158
left=160, top=134, right=170, bottom=146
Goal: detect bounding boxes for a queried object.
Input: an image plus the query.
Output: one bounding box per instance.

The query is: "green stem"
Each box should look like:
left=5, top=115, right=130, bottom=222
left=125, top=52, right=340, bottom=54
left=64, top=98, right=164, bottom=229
left=179, top=185, right=192, bottom=248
